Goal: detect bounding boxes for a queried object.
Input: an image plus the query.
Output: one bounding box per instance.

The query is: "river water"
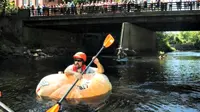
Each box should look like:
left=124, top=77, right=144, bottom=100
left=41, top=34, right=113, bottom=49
left=0, top=51, right=200, bottom=112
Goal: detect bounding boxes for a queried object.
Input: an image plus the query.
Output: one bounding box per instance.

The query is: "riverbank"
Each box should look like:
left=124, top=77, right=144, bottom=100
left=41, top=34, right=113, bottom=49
left=173, top=43, right=198, bottom=51
left=0, top=16, right=82, bottom=60
left=0, top=37, right=79, bottom=60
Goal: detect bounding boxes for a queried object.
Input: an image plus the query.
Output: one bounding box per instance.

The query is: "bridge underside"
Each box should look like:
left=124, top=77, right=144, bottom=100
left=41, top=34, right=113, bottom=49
left=28, top=23, right=122, bottom=33
left=137, top=22, right=200, bottom=31
left=24, top=11, right=200, bottom=32
left=22, top=11, right=200, bottom=56
left=28, top=21, right=200, bottom=33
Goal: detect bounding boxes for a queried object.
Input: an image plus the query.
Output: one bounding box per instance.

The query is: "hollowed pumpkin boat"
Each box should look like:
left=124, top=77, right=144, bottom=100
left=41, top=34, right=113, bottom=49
left=36, top=73, right=112, bottom=105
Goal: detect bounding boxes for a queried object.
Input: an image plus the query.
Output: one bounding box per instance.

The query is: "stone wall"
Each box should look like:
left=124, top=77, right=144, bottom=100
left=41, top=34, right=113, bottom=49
left=0, top=16, right=118, bottom=60
left=0, top=16, right=24, bottom=59
left=0, top=16, right=85, bottom=59
left=0, top=16, right=23, bottom=43
left=22, top=27, right=86, bottom=55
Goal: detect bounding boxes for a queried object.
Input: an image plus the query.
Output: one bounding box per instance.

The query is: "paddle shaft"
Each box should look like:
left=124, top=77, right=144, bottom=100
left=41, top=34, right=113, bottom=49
left=58, top=46, right=105, bottom=104
left=0, top=101, right=14, bottom=112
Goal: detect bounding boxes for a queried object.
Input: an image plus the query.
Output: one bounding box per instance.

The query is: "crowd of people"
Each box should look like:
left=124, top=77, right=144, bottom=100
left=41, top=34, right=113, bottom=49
left=17, top=0, right=200, bottom=16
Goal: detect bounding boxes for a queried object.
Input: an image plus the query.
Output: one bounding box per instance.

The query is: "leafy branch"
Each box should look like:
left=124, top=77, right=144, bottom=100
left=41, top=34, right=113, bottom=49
left=0, top=0, right=17, bottom=16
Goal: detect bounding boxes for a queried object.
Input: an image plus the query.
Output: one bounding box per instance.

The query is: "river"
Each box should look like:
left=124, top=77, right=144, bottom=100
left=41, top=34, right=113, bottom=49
left=0, top=51, right=200, bottom=112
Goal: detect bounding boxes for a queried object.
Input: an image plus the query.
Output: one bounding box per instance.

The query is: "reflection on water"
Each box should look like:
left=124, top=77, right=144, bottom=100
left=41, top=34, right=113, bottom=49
left=164, top=52, right=200, bottom=85
left=0, top=51, right=200, bottom=112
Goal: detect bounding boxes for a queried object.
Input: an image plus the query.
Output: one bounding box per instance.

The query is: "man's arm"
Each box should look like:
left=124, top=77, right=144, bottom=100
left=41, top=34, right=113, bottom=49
left=64, top=65, right=73, bottom=75
left=93, top=57, right=104, bottom=74
left=64, top=68, right=76, bottom=76
left=96, top=62, right=104, bottom=74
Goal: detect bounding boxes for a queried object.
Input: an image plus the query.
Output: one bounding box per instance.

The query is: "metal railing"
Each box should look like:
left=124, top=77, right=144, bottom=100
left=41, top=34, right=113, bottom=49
left=27, top=1, right=200, bottom=17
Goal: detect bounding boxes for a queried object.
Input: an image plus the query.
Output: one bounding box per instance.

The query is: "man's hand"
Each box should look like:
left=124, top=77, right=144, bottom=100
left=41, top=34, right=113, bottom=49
left=74, top=72, right=82, bottom=79
left=93, top=56, right=100, bottom=65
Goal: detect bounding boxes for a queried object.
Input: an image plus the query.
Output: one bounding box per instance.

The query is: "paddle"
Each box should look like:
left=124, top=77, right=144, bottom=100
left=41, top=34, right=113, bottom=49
left=0, top=101, right=14, bottom=112
left=46, top=34, right=115, bottom=112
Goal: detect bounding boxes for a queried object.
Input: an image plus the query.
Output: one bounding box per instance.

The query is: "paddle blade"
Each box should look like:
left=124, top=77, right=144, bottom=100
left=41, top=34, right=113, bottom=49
left=46, top=104, right=60, bottom=112
left=103, top=34, right=115, bottom=48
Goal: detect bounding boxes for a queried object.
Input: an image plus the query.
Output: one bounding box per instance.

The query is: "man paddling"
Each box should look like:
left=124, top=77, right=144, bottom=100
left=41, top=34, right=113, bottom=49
left=64, top=52, right=104, bottom=79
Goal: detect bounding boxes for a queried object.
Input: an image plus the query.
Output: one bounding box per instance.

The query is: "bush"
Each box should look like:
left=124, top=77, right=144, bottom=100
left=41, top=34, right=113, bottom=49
left=0, top=0, right=18, bottom=16
left=156, top=32, right=176, bottom=53
left=194, top=39, right=200, bottom=49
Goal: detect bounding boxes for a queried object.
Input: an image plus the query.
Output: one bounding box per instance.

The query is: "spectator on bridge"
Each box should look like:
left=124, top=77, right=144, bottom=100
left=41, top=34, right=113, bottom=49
left=60, top=3, right=65, bottom=15
left=164, top=0, right=168, bottom=11
left=156, top=0, right=160, bottom=11
left=94, top=1, right=101, bottom=13
left=144, top=0, right=148, bottom=10
left=66, top=1, right=71, bottom=14
left=103, top=1, right=108, bottom=13
left=127, top=0, right=132, bottom=12
left=161, top=0, right=167, bottom=11
left=189, top=0, right=193, bottom=10
left=31, top=5, right=35, bottom=16
left=76, top=3, right=81, bottom=15
left=197, top=0, right=200, bottom=9
left=70, top=0, right=75, bottom=14
left=111, top=1, right=117, bottom=13
left=117, top=1, right=123, bottom=12
left=169, top=0, right=173, bottom=11
left=192, top=0, right=196, bottom=9
left=176, top=0, right=182, bottom=10
left=42, top=4, right=49, bottom=16
left=150, top=0, right=154, bottom=11
left=37, top=5, right=41, bottom=15
left=80, top=3, right=84, bottom=14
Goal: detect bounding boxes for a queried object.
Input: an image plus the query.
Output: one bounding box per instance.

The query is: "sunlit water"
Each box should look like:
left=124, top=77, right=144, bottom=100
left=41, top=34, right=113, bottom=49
left=0, top=51, right=200, bottom=112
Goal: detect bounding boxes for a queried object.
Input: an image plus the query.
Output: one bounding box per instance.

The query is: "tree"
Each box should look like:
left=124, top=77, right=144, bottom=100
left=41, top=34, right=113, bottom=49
left=0, top=0, right=17, bottom=16
left=162, top=31, right=200, bottom=50
left=156, top=32, right=176, bottom=52
left=0, top=0, right=6, bottom=16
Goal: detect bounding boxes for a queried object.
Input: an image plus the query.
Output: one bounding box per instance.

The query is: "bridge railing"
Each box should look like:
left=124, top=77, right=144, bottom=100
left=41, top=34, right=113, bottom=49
left=29, top=1, right=200, bottom=17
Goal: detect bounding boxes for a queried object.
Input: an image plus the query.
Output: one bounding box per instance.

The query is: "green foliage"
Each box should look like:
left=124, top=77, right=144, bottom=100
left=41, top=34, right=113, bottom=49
left=178, top=31, right=200, bottom=49
left=7, top=1, right=17, bottom=13
left=179, top=31, right=200, bottom=44
left=174, top=36, right=183, bottom=44
left=193, top=33, right=200, bottom=49
left=0, top=0, right=17, bottom=16
left=156, top=32, right=176, bottom=52
left=0, top=0, right=4, bottom=14
left=157, top=31, right=200, bottom=52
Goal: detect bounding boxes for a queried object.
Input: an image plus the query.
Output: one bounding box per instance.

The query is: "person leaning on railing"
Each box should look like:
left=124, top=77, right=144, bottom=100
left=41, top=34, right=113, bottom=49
left=31, top=5, right=35, bottom=16
left=144, top=0, right=147, bottom=11
left=197, top=0, right=200, bottom=9
left=76, top=3, right=81, bottom=15
left=37, top=6, right=41, bottom=16
left=42, top=5, right=49, bottom=16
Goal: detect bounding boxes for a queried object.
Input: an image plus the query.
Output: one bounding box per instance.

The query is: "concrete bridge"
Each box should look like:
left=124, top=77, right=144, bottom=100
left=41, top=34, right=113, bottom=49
left=22, top=10, right=200, bottom=55
left=24, top=10, right=200, bottom=32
